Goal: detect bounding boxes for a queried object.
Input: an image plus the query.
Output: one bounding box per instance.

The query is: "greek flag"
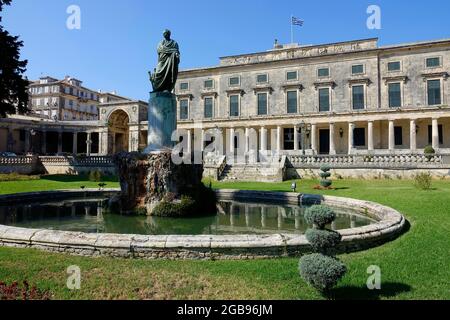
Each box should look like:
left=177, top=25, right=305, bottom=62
left=292, top=17, right=304, bottom=26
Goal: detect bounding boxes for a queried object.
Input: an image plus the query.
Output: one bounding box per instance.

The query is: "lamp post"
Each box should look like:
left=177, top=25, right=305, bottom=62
left=298, top=121, right=312, bottom=156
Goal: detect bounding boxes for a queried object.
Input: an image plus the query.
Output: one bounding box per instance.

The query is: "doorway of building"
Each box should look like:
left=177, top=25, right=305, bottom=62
left=319, top=129, right=330, bottom=154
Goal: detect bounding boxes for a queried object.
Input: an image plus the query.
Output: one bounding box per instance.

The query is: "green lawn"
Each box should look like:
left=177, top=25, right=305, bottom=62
left=0, top=174, right=120, bottom=195
left=0, top=178, right=449, bottom=300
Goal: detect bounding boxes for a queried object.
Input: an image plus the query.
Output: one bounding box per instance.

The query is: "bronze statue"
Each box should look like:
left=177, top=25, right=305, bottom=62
left=149, top=29, right=180, bottom=93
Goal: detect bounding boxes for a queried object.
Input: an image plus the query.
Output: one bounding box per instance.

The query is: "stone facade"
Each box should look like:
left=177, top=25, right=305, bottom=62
left=174, top=38, right=450, bottom=159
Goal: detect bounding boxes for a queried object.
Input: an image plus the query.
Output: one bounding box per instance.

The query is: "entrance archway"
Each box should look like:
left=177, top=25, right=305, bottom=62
left=108, top=109, right=130, bottom=154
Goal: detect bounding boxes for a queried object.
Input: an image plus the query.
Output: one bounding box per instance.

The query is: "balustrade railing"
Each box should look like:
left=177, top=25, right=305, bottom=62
left=287, top=153, right=448, bottom=168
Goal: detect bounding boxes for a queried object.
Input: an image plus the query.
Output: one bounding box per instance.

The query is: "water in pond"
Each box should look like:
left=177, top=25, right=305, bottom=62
left=0, top=197, right=377, bottom=235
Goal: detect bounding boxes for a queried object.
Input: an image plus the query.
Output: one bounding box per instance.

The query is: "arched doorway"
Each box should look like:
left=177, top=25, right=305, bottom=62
left=108, top=109, right=130, bottom=154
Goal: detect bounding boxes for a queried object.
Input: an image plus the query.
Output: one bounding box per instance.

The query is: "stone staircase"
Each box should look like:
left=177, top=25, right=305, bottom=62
left=219, top=163, right=284, bottom=182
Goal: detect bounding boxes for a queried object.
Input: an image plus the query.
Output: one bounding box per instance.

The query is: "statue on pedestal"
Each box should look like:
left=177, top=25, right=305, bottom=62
left=112, top=29, right=216, bottom=217
left=145, top=29, right=180, bottom=153
left=149, top=29, right=180, bottom=93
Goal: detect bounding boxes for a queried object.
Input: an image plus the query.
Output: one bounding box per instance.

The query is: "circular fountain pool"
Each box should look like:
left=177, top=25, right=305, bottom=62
left=0, top=190, right=406, bottom=260
left=0, top=197, right=376, bottom=236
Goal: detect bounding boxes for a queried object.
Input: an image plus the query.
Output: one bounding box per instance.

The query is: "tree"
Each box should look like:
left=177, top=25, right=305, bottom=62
left=0, top=0, right=29, bottom=117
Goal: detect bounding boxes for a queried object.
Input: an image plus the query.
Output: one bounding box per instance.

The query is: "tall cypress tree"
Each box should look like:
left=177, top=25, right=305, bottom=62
left=0, top=0, right=29, bottom=117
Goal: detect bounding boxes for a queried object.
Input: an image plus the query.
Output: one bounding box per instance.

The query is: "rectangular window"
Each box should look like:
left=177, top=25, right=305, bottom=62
left=427, top=80, right=441, bottom=105
left=180, top=82, right=189, bottom=90
left=257, top=93, right=268, bottom=115
left=352, top=85, right=365, bottom=110
left=318, top=88, right=330, bottom=112
left=352, top=64, right=364, bottom=75
left=286, top=71, right=298, bottom=81
left=388, top=61, right=401, bottom=71
left=229, top=95, right=239, bottom=117
left=257, top=74, right=268, bottom=84
left=204, top=79, right=214, bottom=89
left=318, top=68, right=330, bottom=77
left=428, top=125, right=444, bottom=145
left=353, top=128, right=365, bottom=147
left=394, top=126, right=403, bottom=146
left=388, top=83, right=402, bottom=108
left=179, top=99, right=189, bottom=120
left=286, top=91, right=298, bottom=114
left=204, top=97, right=213, bottom=118
left=229, top=77, right=240, bottom=86
left=426, top=57, right=441, bottom=68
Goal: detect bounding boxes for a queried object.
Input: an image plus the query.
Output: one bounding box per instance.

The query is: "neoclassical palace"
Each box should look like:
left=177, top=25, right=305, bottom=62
left=1, top=37, right=450, bottom=180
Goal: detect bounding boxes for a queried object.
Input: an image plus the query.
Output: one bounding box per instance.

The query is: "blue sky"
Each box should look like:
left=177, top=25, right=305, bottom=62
left=2, top=0, right=450, bottom=101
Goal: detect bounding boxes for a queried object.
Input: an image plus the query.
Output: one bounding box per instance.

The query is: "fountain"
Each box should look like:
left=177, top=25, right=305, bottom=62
left=112, top=29, right=215, bottom=216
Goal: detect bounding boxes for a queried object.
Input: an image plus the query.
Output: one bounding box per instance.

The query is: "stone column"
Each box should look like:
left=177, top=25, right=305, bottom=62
left=368, top=121, right=374, bottom=152
left=276, top=126, right=282, bottom=152
left=201, top=129, right=205, bottom=152
left=259, top=126, right=267, bottom=151
left=86, top=132, right=92, bottom=156
left=57, top=131, right=63, bottom=155
left=187, top=129, right=192, bottom=154
left=72, top=132, right=78, bottom=155
left=432, top=118, right=440, bottom=150
left=329, top=123, right=336, bottom=155
left=245, top=127, right=250, bottom=153
left=410, top=119, right=417, bottom=152
left=229, top=127, right=235, bottom=154
left=348, top=123, right=354, bottom=154
left=311, top=124, right=317, bottom=154
left=388, top=120, right=395, bottom=151
left=294, top=125, right=299, bottom=151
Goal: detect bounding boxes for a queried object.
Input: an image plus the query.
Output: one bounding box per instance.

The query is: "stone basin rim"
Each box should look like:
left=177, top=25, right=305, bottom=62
left=0, top=189, right=406, bottom=260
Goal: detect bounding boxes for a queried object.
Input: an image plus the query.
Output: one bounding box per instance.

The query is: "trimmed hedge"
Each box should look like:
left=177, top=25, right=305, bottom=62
left=304, top=205, right=336, bottom=228
left=299, top=254, right=347, bottom=291
left=305, top=229, right=342, bottom=252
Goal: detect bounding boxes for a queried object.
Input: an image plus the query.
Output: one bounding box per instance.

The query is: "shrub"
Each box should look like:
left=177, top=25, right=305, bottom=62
left=0, top=281, right=50, bottom=300
left=152, top=196, right=196, bottom=217
left=304, top=205, right=336, bottom=228
left=299, top=205, right=347, bottom=293
left=414, top=172, right=433, bottom=190
left=319, top=165, right=333, bottom=188
left=305, top=229, right=342, bottom=253
left=424, top=145, right=436, bottom=161
left=299, top=254, right=347, bottom=291
left=88, top=170, right=102, bottom=182
left=0, top=173, right=40, bottom=182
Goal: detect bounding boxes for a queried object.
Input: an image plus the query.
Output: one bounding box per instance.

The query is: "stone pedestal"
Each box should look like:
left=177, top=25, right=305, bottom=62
left=113, top=151, right=206, bottom=215
left=145, top=92, right=177, bottom=153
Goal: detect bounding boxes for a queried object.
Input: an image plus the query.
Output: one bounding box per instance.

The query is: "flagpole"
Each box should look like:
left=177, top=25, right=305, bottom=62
left=290, top=14, right=293, bottom=44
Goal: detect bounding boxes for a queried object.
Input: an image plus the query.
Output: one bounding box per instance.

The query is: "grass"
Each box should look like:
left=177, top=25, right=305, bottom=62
left=0, top=177, right=450, bottom=299
left=0, top=174, right=119, bottom=195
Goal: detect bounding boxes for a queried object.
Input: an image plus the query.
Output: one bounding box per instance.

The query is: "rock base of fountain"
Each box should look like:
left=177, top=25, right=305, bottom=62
left=113, top=151, right=216, bottom=216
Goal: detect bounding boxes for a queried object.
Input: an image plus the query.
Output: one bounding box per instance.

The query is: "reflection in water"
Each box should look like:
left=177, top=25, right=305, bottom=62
left=0, top=198, right=377, bottom=236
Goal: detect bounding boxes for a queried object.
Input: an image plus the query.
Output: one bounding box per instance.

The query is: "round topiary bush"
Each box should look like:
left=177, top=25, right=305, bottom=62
left=299, top=205, right=347, bottom=293
left=305, top=229, right=342, bottom=252
left=299, top=253, right=347, bottom=291
left=319, top=164, right=333, bottom=188
left=304, top=205, right=336, bottom=228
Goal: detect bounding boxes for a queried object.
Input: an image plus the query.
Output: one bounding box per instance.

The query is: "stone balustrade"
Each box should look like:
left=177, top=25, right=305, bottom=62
left=0, top=156, right=116, bottom=175
left=287, top=153, right=449, bottom=169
